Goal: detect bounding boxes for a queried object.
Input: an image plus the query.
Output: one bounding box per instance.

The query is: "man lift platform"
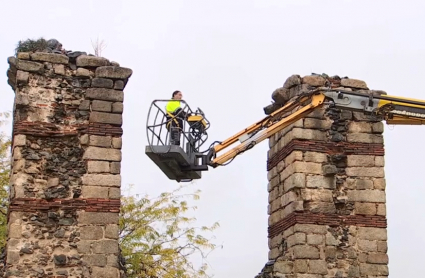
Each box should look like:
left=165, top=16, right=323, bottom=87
left=146, top=88, right=425, bottom=182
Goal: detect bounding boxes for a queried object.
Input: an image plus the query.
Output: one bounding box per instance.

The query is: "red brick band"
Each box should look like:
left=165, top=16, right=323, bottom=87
left=13, top=121, right=122, bottom=137
left=268, top=211, right=387, bottom=238
left=267, top=139, right=385, bottom=171
left=9, top=198, right=120, bottom=213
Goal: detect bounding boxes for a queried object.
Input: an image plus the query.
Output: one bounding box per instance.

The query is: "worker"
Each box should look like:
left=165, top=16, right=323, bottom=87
left=166, top=90, right=188, bottom=145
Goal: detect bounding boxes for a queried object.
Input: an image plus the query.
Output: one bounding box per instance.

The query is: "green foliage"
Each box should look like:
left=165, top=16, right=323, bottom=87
left=15, top=37, right=48, bottom=54
left=0, top=112, right=11, bottom=248
left=120, top=184, right=220, bottom=278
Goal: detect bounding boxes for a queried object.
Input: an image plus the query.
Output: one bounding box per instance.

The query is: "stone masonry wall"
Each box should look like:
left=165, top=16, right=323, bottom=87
left=5, top=49, right=132, bottom=277
left=256, top=75, right=388, bottom=277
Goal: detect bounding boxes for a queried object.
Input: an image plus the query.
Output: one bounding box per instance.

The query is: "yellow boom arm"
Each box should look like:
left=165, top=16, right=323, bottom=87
left=207, top=89, right=425, bottom=168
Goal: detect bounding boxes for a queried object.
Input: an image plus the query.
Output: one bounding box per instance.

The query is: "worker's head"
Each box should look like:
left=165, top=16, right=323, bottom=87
left=172, top=90, right=182, bottom=100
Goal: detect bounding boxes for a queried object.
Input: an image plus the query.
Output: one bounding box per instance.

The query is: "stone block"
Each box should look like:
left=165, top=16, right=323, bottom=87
left=107, top=254, right=119, bottom=267
left=287, top=233, right=306, bottom=247
left=92, top=266, right=120, bottom=278
left=294, top=224, right=327, bottom=234
left=302, top=75, right=326, bottom=87
left=377, top=241, right=388, bottom=252
left=359, top=263, right=388, bottom=276
left=367, top=253, right=389, bottom=264
left=274, top=261, right=293, bottom=274
left=16, top=70, right=29, bottom=85
left=285, top=151, right=303, bottom=165
left=309, top=260, right=328, bottom=274
left=9, top=224, right=22, bottom=238
left=305, top=201, right=336, bottom=214
left=89, top=135, right=112, bottom=147
left=105, top=224, right=119, bottom=239
left=372, top=122, right=384, bottom=133
left=355, top=202, right=377, bottom=215
left=307, top=234, right=323, bottom=245
left=53, top=64, right=65, bottom=75
left=86, top=88, right=124, bottom=102
left=76, top=68, right=94, bottom=77
left=341, top=78, right=368, bottom=89
left=93, top=239, right=119, bottom=254
left=285, top=128, right=326, bottom=143
left=304, top=118, right=332, bottom=130
left=81, top=186, right=109, bottom=198
left=109, top=187, right=121, bottom=199
left=79, top=100, right=90, bottom=111
left=96, top=66, right=133, bottom=79
left=347, top=133, right=383, bottom=144
left=80, top=226, right=104, bottom=240
left=358, top=240, right=378, bottom=252
left=301, top=189, right=333, bottom=202
left=82, top=174, right=121, bottom=187
left=346, top=167, right=384, bottom=177
left=347, top=155, right=375, bottom=167
left=92, top=100, right=112, bottom=112
left=294, top=260, right=308, bottom=273
left=6, top=250, right=20, bottom=264
left=281, top=191, right=297, bottom=207
left=348, top=122, right=372, bottom=133
left=17, top=52, right=30, bottom=59
left=306, top=175, right=335, bottom=189
left=353, top=179, right=373, bottom=190
left=114, top=80, right=124, bottom=90
left=375, top=156, right=385, bottom=166
left=112, top=102, right=123, bottom=113
left=112, top=137, right=122, bottom=149
left=358, top=227, right=387, bottom=240
left=82, top=254, right=107, bottom=267
left=110, top=162, right=121, bottom=174
left=78, top=212, right=119, bottom=224
left=92, top=78, right=114, bottom=88
left=14, top=134, right=26, bottom=146
left=293, top=161, right=322, bottom=174
left=377, top=204, right=386, bottom=216
left=83, top=146, right=121, bottom=161
left=283, top=173, right=305, bottom=192
left=31, top=52, right=69, bottom=64
left=293, top=245, right=320, bottom=259
left=304, top=152, right=327, bottom=163
left=47, top=177, right=59, bottom=187
left=90, top=111, right=122, bottom=125
left=374, top=178, right=386, bottom=190
left=281, top=201, right=304, bottom=218
left=88, top=161, right=110, bottom=173
left=12, top=159, right=25, bottom=173
left=76, top=55, right=109, bottom=67
left=325, top=233, right=340, bottom=246
left=347, top=190, right=385, bottom=203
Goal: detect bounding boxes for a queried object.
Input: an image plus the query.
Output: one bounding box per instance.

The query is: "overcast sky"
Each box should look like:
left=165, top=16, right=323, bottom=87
left=1, top=0, right=425, bottom=277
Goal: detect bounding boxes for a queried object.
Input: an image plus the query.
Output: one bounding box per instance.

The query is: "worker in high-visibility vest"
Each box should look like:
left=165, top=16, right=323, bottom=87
left=166, top=91, right=188, bottom=145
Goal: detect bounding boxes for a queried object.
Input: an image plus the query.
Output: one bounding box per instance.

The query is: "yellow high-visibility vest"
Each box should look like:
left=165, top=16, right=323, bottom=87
left=166, top=100, right=181, bottom=113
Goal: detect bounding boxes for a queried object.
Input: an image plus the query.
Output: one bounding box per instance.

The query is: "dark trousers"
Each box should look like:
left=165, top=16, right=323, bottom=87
left=166, top=116, right=183, bottom=145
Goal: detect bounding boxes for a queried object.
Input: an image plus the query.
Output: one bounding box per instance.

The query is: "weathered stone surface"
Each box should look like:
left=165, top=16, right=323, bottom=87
left=347, top=190, right=386, bottom=202
left=75, top=67, right=93, bottom=77
left=83, top=146, right=121, bottom=161
left=89, top=135, right=112, bottom=147
left=86, top=88, right=124, bottom=102
left=112, top=102, right=123, bottom=113
left=114, top=80, right=124, bottom=90
left=90, top=111, right=122, bottom=125
left=14, top=134, right=26, bottom=146
left=301, top=189, right=333, bottom=202
left=305, top=201, right=336, bottom=214
left=92, top=78, right=114, bottom=88
left=304, top=151, right=327, bottom=163
left=16, top=70, right=29, bottom=85
left=355, top=202, right=377, bottom=215
left=347, top=155, right=375, bottom=167
left=302, top=75, right=326, bottom=87
left=293, top=245, right=320, bottom=259
left=358, top=227, right=387, bottom=240
left=88, top=161, right=110, bottom=173
left=31, top=52, right=69, bottom=64
left=294, top=224, right=327, bottom=234
left=307, top=234, right=323, bottom=245
left=112, top=137, right=122, bottom=149
left=92, top=100, right=112, bottom=112
left=80, top=226, right=104, bottom=240
left=304, top=118, right=332, bottom=130
left=76, top=55, right=109, bottom=67
left=79, top=99, right=90, bottom=111
left=92, top=266, right=120, bottom=278
left=272, top=87, right=289, bottom=104
left=105, top=224, right=119, bottom=239
left=348, top=122, right=372, bottom=133
left=93, top=239, right=119, bottom=254
left=309, top=260, right=328, bottom=274
left=341, top=78, right=368, bottom=89
left=82, top=254, right=107, bottom=267
left=16, top=59, right=43, bottom=72
left=82, top=186, right=109, bottom=198
left=82, top=174, right=121, bottom=186
left=110, top=162, right=121, bottom=174
left=53, top=64, right=65, bottom=75
left=306, top=175, right=335, bottom=189
left=96, top=66, right=133, bottom=79
left=78, top=212, right=119, bottom=224
left=17, top=52, right=30, bottom=60
left=359, top=263, right=388, bottom=276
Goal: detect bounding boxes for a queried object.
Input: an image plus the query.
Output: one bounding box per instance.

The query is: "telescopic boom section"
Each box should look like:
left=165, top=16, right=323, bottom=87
left=208, top=93, right=326, bottom=167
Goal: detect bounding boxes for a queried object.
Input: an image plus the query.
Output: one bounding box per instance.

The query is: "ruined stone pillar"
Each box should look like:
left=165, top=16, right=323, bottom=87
left=5, top=50, right=132, bottom=277
left=256, top=75, right=388, bottom=277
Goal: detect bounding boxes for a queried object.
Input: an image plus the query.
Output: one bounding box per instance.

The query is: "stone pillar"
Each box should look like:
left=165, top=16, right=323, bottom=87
left=5, top=51, right=132, bottom=277
left=256, top=75, right=388, bottom=277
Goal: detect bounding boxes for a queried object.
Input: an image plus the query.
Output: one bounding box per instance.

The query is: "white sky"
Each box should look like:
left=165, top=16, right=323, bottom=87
left=1, top=0, right=425, bottom=277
